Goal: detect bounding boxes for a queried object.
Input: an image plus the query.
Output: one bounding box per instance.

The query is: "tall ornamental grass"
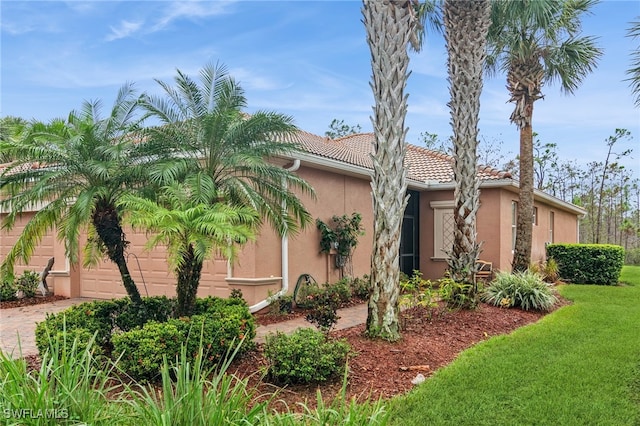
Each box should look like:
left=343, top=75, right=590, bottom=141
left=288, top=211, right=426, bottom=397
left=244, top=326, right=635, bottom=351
left=0, top=332, right=128, bottom=425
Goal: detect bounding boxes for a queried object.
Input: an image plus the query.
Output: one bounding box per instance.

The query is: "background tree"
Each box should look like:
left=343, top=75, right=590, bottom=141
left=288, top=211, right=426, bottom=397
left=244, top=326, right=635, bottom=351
left=120, top=175, right=259, bottom=316
left=594, top=129, right=632, bottom=243
left=443, top=0, right=491, bottom=302
left=363, top=0, right=420, bottom=341
left=0, top=85, right=148, bottom=303
left=419, top=130, right=451, bottom=153
left=325, top=119, right=362, bottom=139
left=140, top=62, right=314, bottom=237
left=486, top=0, right=602, bottom=272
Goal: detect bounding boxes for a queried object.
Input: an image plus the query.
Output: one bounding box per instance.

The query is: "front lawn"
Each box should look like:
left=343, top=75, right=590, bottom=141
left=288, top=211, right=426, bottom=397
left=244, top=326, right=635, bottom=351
left=389, top=265, right=640, bottom=425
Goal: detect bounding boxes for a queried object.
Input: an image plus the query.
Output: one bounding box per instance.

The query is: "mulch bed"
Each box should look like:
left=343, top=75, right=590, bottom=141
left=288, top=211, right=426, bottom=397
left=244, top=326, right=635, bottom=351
left=0, top=294, right=68, bottom=309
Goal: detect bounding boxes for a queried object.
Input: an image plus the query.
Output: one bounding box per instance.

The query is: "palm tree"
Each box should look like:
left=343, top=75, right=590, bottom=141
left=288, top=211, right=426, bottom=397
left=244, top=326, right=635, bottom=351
left=443, top=0, right=491, bottom=303
left=0, top=84, right=148, bottom=304
left=120, top=173, right=260, bottom=316
left=363, top=0, right=420, bottom=341
left=627, top=19, right=640, bottom=107
left=0, top=117, right=27, bottom=163
left=486, top=0, right=602, bottom=272
left=139, top=62, right=313, bottom=237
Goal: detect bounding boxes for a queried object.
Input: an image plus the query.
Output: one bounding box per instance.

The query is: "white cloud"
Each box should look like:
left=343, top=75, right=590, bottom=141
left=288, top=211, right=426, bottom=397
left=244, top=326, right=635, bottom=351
left=151, top=0, right=236, bottom=32
left=105, top=20, right=144, bottom=41
left=229, top=67, right=286, bottom=91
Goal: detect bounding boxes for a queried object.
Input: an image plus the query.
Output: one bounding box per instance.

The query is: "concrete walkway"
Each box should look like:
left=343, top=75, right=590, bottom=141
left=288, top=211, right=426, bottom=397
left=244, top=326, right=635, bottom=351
left=0, top=298, right=368, bottom=358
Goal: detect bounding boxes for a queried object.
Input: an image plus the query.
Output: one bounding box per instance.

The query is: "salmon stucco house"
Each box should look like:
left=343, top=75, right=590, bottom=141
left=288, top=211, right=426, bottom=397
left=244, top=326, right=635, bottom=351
left=1, top=131, right=585, bottom=311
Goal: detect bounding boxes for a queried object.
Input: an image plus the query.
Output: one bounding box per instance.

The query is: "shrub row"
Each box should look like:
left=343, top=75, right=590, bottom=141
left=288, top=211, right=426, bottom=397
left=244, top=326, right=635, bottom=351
left=0, top=270, right=40, bottom=301
left=546, top=243, right=624, bottom=285
left=35, top=296, right=255, bottom=381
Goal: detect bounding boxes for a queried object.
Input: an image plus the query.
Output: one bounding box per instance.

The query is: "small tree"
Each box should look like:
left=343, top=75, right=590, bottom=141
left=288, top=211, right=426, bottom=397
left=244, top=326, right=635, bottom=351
left=324, top=119, right=362, bottom=139
left=0, top=84, right=151, bottom=304
left=120, top=176, right=259, bottom=317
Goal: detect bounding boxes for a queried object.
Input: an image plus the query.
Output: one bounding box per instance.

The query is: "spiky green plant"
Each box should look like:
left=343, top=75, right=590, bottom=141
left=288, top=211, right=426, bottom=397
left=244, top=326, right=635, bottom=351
left=482, top=270, right=557, bottom=311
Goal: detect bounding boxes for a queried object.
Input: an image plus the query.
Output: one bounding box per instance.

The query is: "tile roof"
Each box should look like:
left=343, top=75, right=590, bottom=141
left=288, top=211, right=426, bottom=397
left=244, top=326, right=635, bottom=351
left=1, top=130, right=512, bottom=185
left=294, top=131, right=512, bottom=184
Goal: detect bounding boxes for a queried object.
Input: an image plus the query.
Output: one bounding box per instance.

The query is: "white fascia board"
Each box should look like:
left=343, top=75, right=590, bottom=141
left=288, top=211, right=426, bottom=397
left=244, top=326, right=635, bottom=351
left=288, top=152, right=374, bottom=179
left=419, top=179, right=586, bottom=217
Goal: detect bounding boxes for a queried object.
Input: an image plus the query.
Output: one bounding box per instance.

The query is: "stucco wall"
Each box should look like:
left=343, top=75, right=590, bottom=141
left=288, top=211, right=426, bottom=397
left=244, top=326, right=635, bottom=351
left=417, top=187, right=580, bottom=280
left=0, top=212, right=56, bottom=276
left=1, top=168, right=581, bottom=305
left=276, top=166, right=375, bottom=288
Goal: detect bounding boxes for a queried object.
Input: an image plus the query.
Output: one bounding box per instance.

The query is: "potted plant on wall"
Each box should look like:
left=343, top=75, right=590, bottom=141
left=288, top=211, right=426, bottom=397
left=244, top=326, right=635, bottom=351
left=316, top=213, right=364, bottom=277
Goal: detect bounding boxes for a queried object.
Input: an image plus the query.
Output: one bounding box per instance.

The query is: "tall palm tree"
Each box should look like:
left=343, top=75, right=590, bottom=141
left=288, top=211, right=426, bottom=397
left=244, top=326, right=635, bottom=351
left=486, top=0, right=602, bottom=272
left=627, top=19, right=640, bottom=107
left=120, top=174, right=260, bottom=316
left=363, top=0, right=419, bottom=341
left=444, top=0, right=491, bottom=302
left=139, top=62, right=313, bottom=237
left=0, top=84, right=149, bottom=304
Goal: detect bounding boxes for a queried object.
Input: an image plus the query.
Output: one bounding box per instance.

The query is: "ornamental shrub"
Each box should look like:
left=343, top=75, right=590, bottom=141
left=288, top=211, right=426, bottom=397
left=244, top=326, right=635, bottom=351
left=0, top=276, right=17, bottom=301
left=112, top=320, right=183, bottom=381
left=305, top=291, right=340, bottom=332
left=482, top=270, right=557, bottom=311
left=264, top=328, right=350, bottom=384
left=350, top=275, right=371, bottom=299
left=35, top=300, right=120, bottom=355
left=15, top=270, right=40, bottom=298
left=113, top=296, right=176, bottom=331
left=546, top=243, right=624, bottom=285
left=111, top=298, right=255, bottom=381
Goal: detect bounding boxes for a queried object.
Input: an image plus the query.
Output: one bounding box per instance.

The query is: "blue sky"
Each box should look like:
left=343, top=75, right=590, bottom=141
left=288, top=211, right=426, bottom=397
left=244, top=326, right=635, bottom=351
left=2, top=0, right=639, bottom=178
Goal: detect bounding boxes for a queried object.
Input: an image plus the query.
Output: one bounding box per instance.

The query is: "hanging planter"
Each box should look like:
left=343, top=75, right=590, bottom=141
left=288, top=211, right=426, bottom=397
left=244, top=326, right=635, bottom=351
left=316, top=213, right=364, bottom=276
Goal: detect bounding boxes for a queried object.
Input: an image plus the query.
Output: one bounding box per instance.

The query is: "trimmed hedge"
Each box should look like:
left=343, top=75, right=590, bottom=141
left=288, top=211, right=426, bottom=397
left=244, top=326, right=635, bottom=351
left=264, top=328, right=350, bottom=384
left=35, top=300, right=120, bottom=354
left=546, top=243, right=624, bottom=285
left=35, top=296, right=255, bottom=380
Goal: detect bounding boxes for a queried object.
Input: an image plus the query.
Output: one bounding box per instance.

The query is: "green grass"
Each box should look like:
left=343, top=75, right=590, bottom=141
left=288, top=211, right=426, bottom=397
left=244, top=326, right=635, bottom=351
left=389, top=265, right=640, bottom=425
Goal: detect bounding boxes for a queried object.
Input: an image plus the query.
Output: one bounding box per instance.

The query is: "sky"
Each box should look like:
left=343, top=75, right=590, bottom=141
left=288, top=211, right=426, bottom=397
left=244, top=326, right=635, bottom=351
left=2, top=0, right=639, bottom=179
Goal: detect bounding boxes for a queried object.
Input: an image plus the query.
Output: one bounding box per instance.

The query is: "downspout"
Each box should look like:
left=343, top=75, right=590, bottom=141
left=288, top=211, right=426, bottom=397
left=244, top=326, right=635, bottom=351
left=248, top=158, right=301, bottom=313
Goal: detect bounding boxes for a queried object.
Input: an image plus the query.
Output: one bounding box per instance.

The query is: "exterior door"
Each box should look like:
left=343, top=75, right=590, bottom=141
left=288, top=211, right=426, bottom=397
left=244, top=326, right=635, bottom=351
left=400, top=190, right=420, bottom=276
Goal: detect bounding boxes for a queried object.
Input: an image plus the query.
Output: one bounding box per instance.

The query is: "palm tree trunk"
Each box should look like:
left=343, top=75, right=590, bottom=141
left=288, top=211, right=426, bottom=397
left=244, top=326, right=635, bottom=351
left=363, top=0, right=414, bottom=341
left=176, top=244, right=203, bottom=317
left=92, top=202, right=142, bottom=304
left=444, top=0, right=490, bottom=292
left=513, top=119, right=535, bottom=272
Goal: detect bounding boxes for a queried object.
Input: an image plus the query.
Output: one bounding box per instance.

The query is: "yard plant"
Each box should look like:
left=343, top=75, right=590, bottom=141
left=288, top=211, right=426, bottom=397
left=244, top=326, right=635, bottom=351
left=482, top=269, right=557, bottom=311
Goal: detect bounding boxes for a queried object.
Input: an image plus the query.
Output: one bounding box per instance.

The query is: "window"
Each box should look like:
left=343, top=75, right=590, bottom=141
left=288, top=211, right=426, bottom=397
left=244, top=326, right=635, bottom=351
left=533, top=207, right=538, bottom=226
left=511, top=201, right=517, bottom=251
left=431, top=200, right=455, bottom=259
left=549, top=211, right=555, bottom=243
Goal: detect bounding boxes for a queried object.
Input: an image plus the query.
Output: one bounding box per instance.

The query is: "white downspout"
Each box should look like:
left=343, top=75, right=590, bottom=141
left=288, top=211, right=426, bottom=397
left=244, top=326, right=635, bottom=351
left=249, top=158, right=301, bottom=313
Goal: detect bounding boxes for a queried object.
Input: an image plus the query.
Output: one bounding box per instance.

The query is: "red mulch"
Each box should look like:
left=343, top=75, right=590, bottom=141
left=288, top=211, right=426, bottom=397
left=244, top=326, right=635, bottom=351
left=229, top=298, right=570, bottom=411
left=0, top=294, right=68, bottom=309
